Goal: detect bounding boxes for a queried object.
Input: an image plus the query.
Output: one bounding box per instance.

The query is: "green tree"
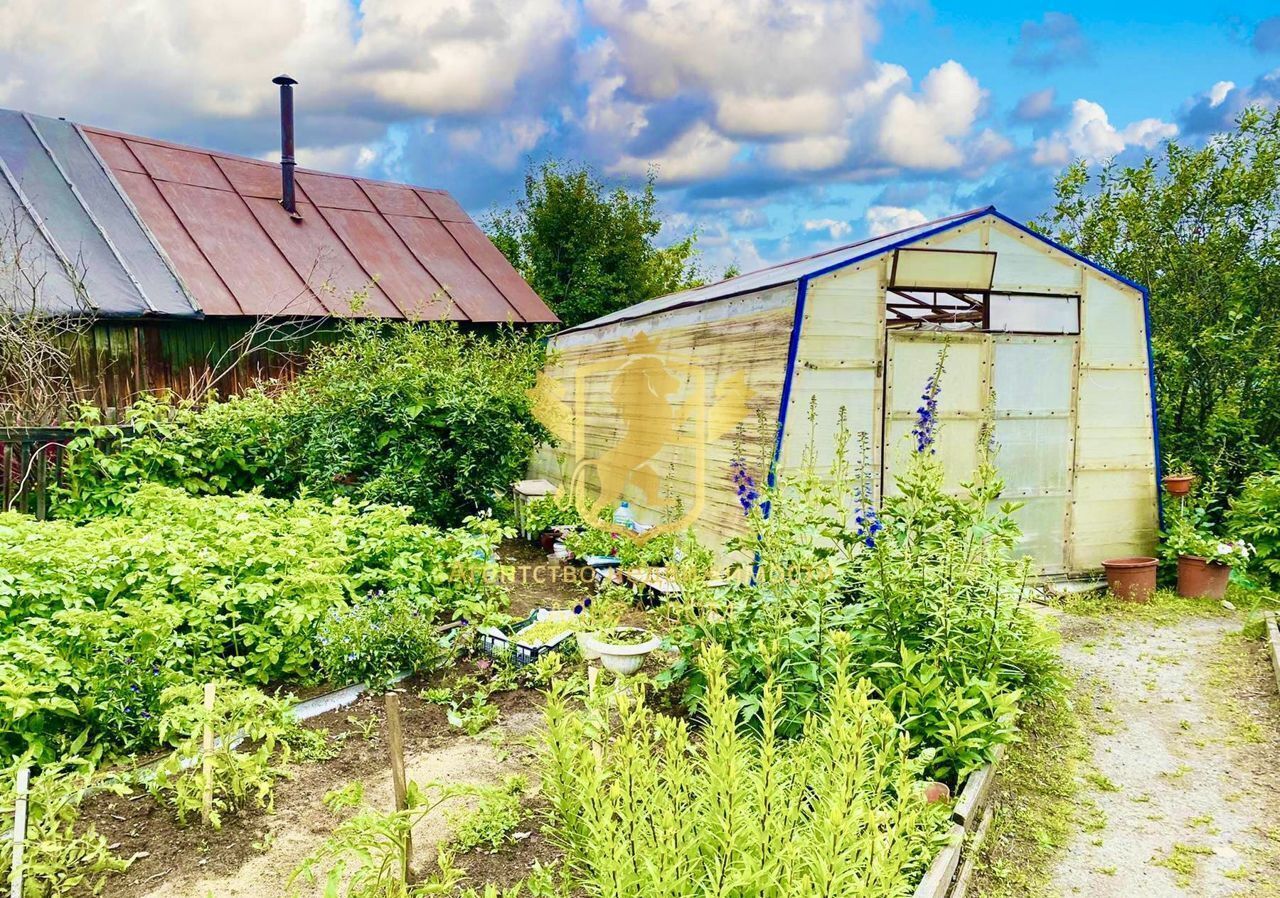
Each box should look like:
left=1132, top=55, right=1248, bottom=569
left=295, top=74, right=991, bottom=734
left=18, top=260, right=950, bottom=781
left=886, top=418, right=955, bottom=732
left=1036, top=108, right=1280, bottom=500
left=486, top=160, right=705, bottom=327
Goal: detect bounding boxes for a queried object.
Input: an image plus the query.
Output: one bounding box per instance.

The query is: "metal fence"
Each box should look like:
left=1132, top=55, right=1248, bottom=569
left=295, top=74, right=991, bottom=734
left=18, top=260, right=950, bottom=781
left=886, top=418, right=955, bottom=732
left=0, top=427, right=76, bottom=520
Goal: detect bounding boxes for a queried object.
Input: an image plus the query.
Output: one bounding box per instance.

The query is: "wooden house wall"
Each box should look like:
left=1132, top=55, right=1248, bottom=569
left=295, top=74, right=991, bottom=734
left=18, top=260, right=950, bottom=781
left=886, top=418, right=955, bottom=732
left=48, top=318, right=333, bottom=422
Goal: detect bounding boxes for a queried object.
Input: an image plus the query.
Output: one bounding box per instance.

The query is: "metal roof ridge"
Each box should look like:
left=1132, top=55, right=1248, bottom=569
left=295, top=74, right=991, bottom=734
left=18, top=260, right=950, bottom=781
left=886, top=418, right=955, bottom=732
left=78, top=122, right=463, bottom=200
left=72, top=122, right=203, bottom=314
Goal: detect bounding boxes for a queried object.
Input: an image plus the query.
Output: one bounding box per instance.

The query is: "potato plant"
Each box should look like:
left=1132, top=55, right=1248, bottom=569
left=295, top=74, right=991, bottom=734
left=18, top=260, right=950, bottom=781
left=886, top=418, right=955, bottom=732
left=0, top=485, right=508, bottom=764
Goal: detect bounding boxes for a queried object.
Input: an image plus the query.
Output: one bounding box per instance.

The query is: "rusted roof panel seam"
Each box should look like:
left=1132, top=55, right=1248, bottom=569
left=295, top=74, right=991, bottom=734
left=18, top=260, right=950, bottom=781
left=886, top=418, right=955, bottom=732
left=209, top=154, right=334, bottom=316
left=350, top=179, right=463, bottom=321
left=124, top=139, right=244, bottom=315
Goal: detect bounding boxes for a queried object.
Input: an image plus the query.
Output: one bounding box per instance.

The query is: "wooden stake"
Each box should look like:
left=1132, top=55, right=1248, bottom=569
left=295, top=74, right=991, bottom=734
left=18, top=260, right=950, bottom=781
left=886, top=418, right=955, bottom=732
left=201, top=682, right=215, bottom=826
left=10, top=766, right=29, bottom=898
left=384, top=693, right=411, bottom=881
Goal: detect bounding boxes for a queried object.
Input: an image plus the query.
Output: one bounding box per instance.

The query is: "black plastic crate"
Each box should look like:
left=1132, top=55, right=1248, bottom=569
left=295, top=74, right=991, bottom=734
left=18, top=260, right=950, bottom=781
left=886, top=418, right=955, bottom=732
left=477, top=609, right=577, bottom=666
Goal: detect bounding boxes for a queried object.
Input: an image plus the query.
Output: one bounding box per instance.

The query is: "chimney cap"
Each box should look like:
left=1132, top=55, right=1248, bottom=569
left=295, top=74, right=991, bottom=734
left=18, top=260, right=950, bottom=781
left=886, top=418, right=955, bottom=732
left=272, top=74, right=298, bottom=86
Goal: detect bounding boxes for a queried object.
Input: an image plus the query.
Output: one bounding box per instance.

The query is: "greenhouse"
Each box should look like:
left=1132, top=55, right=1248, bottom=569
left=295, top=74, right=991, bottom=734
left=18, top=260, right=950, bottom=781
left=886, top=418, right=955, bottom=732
left=531, top=206, right=1160, bottom=576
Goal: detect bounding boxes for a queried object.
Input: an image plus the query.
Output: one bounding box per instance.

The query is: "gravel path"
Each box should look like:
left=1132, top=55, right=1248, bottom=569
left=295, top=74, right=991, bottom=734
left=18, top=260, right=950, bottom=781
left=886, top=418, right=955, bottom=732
left=1048, top=607, right=1280, bottom=897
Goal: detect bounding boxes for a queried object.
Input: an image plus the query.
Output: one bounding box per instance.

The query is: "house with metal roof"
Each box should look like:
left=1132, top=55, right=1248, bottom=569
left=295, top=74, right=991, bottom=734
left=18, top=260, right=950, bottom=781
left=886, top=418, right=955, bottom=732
left=529, top=207, right=1159, bottom=576
left=0, top=80, right=555, bottom=420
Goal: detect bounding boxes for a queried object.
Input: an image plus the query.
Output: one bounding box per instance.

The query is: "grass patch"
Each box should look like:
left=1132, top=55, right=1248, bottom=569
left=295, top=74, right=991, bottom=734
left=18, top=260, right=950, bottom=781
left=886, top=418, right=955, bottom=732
left=1058, top=585, right=1278, bottom=624
left=970, top=677, right=1093, bottom=898
left=1152, top=842, right=1214, bottom=887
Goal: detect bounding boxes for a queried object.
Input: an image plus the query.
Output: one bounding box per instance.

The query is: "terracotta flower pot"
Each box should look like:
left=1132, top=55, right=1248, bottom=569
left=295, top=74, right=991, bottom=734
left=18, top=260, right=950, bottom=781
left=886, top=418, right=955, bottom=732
left=1162, top=474, right=1195, bottom=496
left=1102, top=557, right=1158, bottom=603
left=1176, top=555, right=1230, bottom=599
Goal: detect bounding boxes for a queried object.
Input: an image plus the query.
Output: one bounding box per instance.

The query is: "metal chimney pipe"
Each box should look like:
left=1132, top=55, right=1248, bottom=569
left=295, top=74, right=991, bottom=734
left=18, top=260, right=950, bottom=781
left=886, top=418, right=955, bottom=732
left=272, top=75, right=300, bottom=219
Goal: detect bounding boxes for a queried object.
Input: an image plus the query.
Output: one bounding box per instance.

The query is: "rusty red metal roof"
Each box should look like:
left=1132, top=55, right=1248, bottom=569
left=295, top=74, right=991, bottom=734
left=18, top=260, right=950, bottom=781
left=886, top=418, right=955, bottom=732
left=80, top=125, right=556, bottom=323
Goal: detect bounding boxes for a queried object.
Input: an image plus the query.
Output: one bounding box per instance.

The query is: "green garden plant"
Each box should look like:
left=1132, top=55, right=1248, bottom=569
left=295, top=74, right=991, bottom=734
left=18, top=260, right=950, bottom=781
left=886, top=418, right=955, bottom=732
left=148, top=682, right=299, bottom=829
left=540, top=641, right=951, bottom=896
left=58, top=321, right=548, bottom=527
left=317, top=592, right=449, bottom=693
left=663, top=379, right=1057, bottom=783
left=0, top=753, right=128, bottom=897
left=0, top=485, right=506, bottom=764
left=447, top=775, right=527, bottom=853
left=290, top=780, right=475, bottom=898
left=1227, top=472, right=1280, bottom=585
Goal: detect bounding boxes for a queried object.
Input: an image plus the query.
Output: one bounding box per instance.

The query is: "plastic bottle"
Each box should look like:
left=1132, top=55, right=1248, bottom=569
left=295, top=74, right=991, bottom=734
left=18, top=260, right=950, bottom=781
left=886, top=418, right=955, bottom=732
left=612, top=501, right=635, bottom=530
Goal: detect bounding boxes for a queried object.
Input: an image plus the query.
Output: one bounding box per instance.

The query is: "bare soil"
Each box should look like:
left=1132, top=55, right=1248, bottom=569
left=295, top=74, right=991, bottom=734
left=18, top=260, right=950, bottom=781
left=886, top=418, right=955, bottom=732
left=1042, top=606, right=1280, bottom=896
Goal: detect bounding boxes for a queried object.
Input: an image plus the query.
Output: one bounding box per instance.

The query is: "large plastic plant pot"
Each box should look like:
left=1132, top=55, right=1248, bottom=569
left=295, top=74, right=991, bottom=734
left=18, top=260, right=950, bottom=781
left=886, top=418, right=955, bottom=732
left=1177, top=555, right=1230, bottom=599
left=1102, top=557, right=1158, bottom=603
left=581, top=628, right=661, bottom=676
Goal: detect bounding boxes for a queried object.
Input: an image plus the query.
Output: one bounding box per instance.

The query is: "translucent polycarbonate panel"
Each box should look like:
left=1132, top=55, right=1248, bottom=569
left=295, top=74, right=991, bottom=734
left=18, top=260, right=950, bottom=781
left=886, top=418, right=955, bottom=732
left=883, top=417, right=982, bottom=495
left=1081, top=276, right=1146, bottom=366
left=1071, top=469, right=1159, bottom=568
left=781, top=265, right=883, bottom=472
left=1075, top=369, right=1154, bottom=469
left=986, top=227, right=1083, bottom=291
left=992, top=418, right=1072, bottom=494
left=996, top=495, right=1069, bottom=572
left=989, top=293, right=1079, bottom=334
left=993, top=340, right=1074, bottom=412
left=890, top=248, right=995, bottom=290
left=889, top=336, right=987, bottom=413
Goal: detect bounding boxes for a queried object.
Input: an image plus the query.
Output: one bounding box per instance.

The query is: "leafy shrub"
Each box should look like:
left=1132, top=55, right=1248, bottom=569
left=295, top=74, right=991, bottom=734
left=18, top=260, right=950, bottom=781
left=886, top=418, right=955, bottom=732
left=59, top=321, right=547, bottom=527
left=0, top=755, right=128, bottom=897
left=148, top=682, right=297, bottom=829
left=540, top=642, right=950, bottom=895
left=0, top=485, right=506, bottom=763
left=447, top=775, right=527, bottom=852
left=1228, top=472, right=1280, bottom=585
left=317, top=592, right=448, bottom=692
left=663, top=394, right=1057, bottom=783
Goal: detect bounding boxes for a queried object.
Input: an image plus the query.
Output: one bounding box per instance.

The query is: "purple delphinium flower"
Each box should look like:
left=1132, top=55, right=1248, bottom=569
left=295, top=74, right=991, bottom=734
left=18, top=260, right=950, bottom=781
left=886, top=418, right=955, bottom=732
left=730, top=457, right=760, bottom=514
left=853, top=506, right=883, bottom=549
left=911, top=375, right=941, bottom=454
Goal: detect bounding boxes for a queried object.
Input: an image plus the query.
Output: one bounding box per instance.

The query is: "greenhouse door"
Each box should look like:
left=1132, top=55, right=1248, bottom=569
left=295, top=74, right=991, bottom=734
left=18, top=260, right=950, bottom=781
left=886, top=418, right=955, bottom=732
left=882, top=332, right=1077, bottom=574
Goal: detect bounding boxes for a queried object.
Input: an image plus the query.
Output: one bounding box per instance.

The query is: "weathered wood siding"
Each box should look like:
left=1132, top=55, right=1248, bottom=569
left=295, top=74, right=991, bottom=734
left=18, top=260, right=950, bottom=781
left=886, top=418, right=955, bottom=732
left=10, top=318, right=333, bottom=425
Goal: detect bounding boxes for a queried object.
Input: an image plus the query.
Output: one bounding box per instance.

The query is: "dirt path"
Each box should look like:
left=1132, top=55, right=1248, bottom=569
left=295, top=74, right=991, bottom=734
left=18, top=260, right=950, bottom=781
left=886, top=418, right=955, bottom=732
left=1046, top=607, right=1280, bottom=896
left=140, top=708, right=543, bottom=898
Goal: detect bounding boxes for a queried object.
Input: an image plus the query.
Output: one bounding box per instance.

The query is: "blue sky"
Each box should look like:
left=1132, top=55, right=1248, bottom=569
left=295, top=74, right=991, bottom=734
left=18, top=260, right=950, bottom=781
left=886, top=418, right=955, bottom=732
left=1, top=1, right=1276, bottom=275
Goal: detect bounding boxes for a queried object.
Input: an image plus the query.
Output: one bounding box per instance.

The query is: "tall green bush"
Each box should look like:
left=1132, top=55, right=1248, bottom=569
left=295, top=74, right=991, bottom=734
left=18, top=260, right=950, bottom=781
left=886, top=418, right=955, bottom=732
left=59, top=321, right=548, bottom=526
left=1227, top=471, right=1280, bottom=586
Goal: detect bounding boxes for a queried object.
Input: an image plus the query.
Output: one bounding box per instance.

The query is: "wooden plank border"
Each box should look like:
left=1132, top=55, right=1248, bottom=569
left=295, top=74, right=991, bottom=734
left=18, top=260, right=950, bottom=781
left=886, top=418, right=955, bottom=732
left=912, top=745, right=1006, bottom=898
left=1265, top=611, right=1280, bottom=698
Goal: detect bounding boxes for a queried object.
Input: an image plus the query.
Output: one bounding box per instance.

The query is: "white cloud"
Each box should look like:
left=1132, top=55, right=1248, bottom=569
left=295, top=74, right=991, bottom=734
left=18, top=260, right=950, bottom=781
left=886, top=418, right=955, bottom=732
left=878, top=61, right=987, bottom=170
left=803, top=218, right=853, bottom=240
left=584, top=0, right=878, bottom=139
left=0, top=0, right=578, bottom=149
left=765, top=135, right=852, bottom=171
left=608, top=121, right=740, bottom=183
left=1032, top=98, right=1177, bottom=165
left=865, top=205, right=929, bottom=236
